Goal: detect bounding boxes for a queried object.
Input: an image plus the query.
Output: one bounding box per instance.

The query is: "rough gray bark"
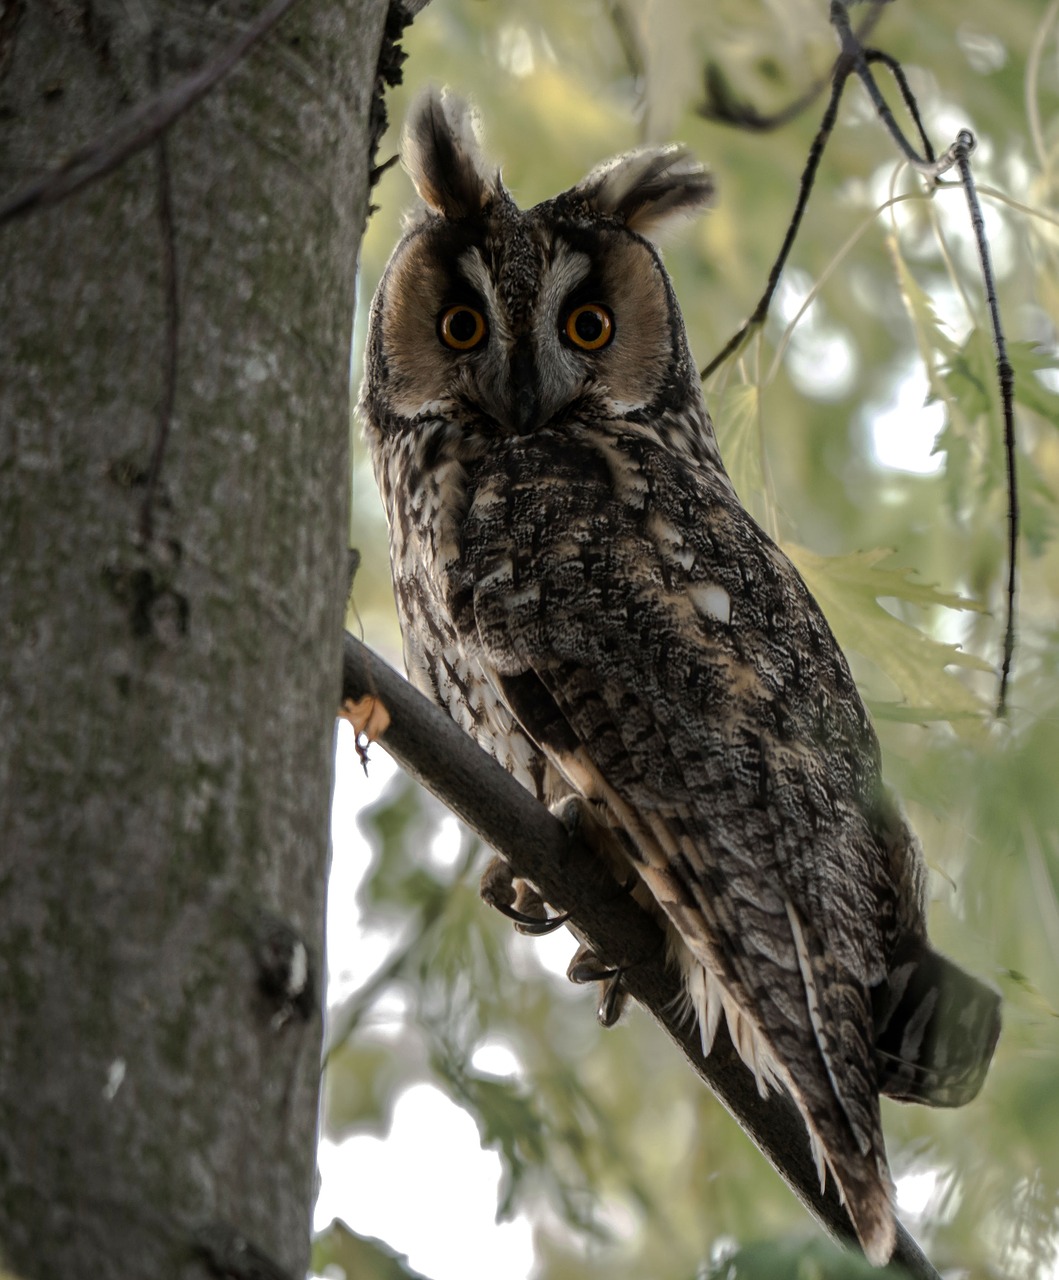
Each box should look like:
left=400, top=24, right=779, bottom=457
left=0, top=3, right=394, bottom=1277
left=343, top=635, right=941, bottom=1280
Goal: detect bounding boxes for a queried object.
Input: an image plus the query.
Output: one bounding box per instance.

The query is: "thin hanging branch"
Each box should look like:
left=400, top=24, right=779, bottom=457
left=341, top=632, right=942, bottom=1280
left=699, top=0, right=1018, bottom=716
left=950, top=133, right=1018, bottom=715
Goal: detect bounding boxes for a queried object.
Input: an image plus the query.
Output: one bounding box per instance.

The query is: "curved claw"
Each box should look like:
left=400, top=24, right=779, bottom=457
left=597, top=967, right=627, bottom=1028
left=492, top=900, right=571, bottom=935
left=567, top=943, right=619, bottom=986
left=478, top=854, right=568, bottom=934
left=567, top=942, right=628, bottom=1027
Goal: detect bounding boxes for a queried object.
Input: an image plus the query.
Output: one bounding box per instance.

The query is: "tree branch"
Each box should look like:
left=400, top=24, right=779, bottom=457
left=341, top=633, right=940, bottom=1278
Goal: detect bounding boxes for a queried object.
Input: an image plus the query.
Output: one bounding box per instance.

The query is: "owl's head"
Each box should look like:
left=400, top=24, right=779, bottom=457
left=362, top=89, right=714, bottom=445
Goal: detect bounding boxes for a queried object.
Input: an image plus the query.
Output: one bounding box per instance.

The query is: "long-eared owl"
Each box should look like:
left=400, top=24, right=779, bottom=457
left=360, top=89, right=1000, bottom=1266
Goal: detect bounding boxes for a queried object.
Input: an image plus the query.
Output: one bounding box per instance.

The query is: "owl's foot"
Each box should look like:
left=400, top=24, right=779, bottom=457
left=567, top=942, right=628, bottom=1028
left=339, top=694, right=391, bottom=741
left=479, top=855, right=569, bottom=935
left=339, top=694, right=391, bottom=774
left=551, top=794, right=591, bottom=839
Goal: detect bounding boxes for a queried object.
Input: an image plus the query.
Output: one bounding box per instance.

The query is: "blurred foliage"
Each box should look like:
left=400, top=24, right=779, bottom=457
left=330, top=1, right=1059, bottom=1276
left=701, top=1236, right=916, bottom=1279
left=312, top=1220, right=432, bottom=1279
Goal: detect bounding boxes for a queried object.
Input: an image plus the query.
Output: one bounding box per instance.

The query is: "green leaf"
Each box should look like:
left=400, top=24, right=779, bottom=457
left=713, top=382, right=766, bottom=514
left=1009, top=340, right=1059, bottom=428
left=887, top=231, right=958, bottom=373
left=786, top=545, right=991, bottom=723
left=942, top=329, right=994, bottom=426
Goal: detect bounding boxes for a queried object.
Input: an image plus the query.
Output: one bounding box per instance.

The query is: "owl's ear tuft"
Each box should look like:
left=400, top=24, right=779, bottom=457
left=403, top=89, right=500, bottom=219
left=573, top=145, right=714, bottom=240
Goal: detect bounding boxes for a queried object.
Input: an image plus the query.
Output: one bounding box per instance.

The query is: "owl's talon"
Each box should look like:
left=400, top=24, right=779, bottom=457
left=597, top=966, right=628, bottom=1028
left=479, top=855, right=568, bottom=934
left=567, top=943, right=627, bottom=1027
left=500, top=903, right=570, bottom=934
left=479, top=854, right=517, bottom=910
left=567, top=942, right=618, bottom=986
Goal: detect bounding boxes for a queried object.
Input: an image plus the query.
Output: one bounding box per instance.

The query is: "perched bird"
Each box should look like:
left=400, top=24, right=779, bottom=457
left=359, top=88, right=1000, bottom=1265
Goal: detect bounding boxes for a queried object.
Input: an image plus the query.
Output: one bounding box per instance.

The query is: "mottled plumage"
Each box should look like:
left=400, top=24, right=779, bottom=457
left=360, top=89, right=1000, bottom=1265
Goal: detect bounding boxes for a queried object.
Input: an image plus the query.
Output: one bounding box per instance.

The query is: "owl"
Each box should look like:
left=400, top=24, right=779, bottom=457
left=359, top=89, right=1000, bottom=1266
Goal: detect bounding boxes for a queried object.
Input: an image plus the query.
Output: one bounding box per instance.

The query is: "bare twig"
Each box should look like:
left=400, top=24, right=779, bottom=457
left=697, top=0, right=889, bottom=134
left=950, top=133, right=1018, bottom=715
left=700, top=66, right=847, bottom=379
left=341, top=633, right=941, bottom=1278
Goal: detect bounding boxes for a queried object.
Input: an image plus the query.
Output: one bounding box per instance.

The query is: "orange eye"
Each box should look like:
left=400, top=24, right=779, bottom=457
left=564, top=303, right=614, bottom=350
left=438, top=305, right=487, bottom=350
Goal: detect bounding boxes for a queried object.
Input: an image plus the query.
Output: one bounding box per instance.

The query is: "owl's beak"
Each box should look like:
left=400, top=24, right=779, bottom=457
left=506, top=341, right=542, bottom=435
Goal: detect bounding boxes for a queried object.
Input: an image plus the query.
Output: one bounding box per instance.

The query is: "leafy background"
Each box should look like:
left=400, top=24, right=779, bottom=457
left=322, top=2, right=1059, bottom=1276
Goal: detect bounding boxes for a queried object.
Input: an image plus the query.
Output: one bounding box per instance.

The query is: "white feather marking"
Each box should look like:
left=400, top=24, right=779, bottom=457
left=673, top=941, right=781, bottom=1098
left=809, top=1130, right=829, bottom=1194
left=689, top=582, right=731, bottom=625
left=786, top=900, right=824, bottom=1048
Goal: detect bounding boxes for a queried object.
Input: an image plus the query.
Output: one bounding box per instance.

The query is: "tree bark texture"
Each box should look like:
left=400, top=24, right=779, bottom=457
left=0, top=3, right=392, bottom=1276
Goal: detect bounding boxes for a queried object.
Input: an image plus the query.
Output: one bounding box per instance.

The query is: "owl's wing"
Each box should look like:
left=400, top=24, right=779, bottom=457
left=453, top=429, right=899, bottom=1259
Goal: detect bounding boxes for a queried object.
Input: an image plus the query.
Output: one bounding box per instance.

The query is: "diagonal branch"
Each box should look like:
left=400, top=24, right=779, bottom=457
left=341, top=632, right=940, bottom=1278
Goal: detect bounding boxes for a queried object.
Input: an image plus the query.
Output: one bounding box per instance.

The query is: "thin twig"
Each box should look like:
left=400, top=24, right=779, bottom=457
left=341, top=633, right=942, bottom=1278
left=700, top=65, right=849, bottom=379
left=864, top=49, right=934, bottom=163
left=702, top=1, right=1019, bottom=714
left=697, top=0, right=889, bottom=134
left=0, top=0, right=304, bottom=223
left=951, top=133, right=1018, bottom=715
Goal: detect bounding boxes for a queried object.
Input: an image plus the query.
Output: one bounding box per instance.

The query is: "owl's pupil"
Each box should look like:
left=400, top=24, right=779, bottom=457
left=449, top=310, right=479, bottom=343
left=574, top=310, right=604, bottom=343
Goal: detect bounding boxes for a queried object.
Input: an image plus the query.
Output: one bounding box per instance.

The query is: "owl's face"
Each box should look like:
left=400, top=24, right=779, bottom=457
left=363, top=92, right=716, bottom=448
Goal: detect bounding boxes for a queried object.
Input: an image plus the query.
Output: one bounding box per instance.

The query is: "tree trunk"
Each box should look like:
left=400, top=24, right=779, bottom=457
left=0, top=2, right=393, bottom=1276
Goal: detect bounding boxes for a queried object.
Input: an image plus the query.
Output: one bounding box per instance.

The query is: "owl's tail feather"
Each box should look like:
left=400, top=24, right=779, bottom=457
left=872, top=941, right=1001, bottom=1107
left=682, top=949, right=898, bottom=1265
left=820, top=1137, right=896, bottom=1267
